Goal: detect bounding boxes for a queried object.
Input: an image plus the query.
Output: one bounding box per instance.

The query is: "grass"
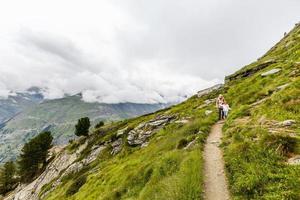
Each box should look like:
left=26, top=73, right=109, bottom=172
left=222, top=24, right=300, bottom=199
left=42, top=90, right=219, bottom=200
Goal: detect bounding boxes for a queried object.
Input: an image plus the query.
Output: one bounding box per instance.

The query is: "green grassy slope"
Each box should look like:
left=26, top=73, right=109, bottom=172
left=41, top=89, right=221, bottom=200
left=223, top=24, right=300, bottom=199
left=32, top=24, right=299, bottom=200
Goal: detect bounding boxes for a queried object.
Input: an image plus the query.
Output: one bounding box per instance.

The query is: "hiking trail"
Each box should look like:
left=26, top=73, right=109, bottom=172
left=203, top=121, right=230, bottom=200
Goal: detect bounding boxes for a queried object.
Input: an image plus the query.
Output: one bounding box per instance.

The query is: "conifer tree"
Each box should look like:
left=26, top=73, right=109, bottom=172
left=75, top=117, right=90, bottom=136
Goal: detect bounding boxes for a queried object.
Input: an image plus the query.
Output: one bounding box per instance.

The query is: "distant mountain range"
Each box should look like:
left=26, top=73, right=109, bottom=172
left=0, top=88, right=167, bottom=163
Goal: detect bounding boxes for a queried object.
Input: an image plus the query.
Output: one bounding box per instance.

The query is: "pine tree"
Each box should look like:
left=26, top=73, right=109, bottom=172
left=75, top=117, right=90, bottom=136
left=18, top=131, right=53, bottom=183
left=0, top=161, right=17, bottom=195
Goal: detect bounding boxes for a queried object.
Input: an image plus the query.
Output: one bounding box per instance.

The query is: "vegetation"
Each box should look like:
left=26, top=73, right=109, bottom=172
left=94, top=121, right=105, bottom=129
left=0, top=161, right=17, bottom=195
left=18, top=131, right=53, bottom=183
left=42, top=89, right=218, bottom=200
left=75, top=117, right=91, bottom=137
left=222, top=24, right=300, bottom=199
left=65, top=175, right=87, bottom=196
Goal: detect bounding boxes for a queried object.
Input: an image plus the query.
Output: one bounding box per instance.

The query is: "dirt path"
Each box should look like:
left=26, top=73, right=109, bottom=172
left=203, top=121, right=230, bottom=200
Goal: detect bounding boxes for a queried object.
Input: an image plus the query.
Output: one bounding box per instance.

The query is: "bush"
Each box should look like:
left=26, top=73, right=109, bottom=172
left=75, top=117, right=91, bottom=137
left=177, top=139, right=188, bottom=149
left=95, top=121, right=104, bottom=129
left=66, top=175, right=87, bottom=196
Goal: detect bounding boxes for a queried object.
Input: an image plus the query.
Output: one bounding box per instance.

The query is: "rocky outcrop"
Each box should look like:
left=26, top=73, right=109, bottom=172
left=261, top=68, right=281, bottom=77
left=225, top=59, right=276, bottom=82
left=111, top=138, right=123, bottom=155
left=197, top=84, right=223, bottom=98
left=5, top=140, right=106, bottom=200
left=127, top=115, right=175, bottom=146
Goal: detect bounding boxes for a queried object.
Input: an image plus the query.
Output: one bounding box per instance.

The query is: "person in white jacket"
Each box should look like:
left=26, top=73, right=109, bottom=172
left=222, top=101, right=230, bottom=118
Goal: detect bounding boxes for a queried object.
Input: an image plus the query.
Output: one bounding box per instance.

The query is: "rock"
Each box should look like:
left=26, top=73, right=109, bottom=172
left=205, top=110, right=213, bottom=116
left=175, top=119, right=190, bottom=124
left=278, top=120, right=296, bottom=126
left=9, top=151, right=78, bottom=200
left=204, top=98, right=215, bottom=105
left=6, top=142, right=106, bottom=200
left=184, top=139, right=197, bottom=150
left=225, top=59, right=276, bottom=82
left=111, top=138, right=123, bottom=155
left=287, top=155, right=300, bottom=165
left=116, top=127, right=127, bottom=137
left=276, top=83, right=290, bottom=91
left=141, top=142, right=149, bottom=148
left=83, top=145, right=106, bottom=164
left=261, top=68, right=281, bottom=77
left=197, top=84, right=223, bottom=98
left=127, top=115, right=175, bottom=146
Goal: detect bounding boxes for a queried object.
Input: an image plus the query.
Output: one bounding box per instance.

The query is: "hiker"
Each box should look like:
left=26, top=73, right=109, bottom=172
left=216, top=94, right=225, bottom=120
left=222, top=101, right=230, bottom=118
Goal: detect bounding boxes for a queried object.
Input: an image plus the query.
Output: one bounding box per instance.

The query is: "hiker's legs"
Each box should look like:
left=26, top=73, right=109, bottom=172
left=218, top=108, right=223, bottom=120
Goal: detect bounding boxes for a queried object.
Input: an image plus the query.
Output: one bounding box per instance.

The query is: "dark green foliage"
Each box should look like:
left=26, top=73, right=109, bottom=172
left=18, top=131, right=53, bottom=183
left=177, top=139, right=188, bottom=149
left=75, top=117, right=91, bottom=137
left=65, top=175, right=87, bottom=196
left=94, top=121, right=104, bottom=129
left=0, top=162, right=17, bottom=195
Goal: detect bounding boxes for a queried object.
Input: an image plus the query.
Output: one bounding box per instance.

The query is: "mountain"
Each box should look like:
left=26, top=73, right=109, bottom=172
left=3, top=23, right=300, bottom=200
left=0, top=87, right=44, bottom=125
left=0, top=94, right=166, bottom=163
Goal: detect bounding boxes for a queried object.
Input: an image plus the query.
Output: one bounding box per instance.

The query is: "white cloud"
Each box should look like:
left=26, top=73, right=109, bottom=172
left=0, top=0, right=299, bottom=103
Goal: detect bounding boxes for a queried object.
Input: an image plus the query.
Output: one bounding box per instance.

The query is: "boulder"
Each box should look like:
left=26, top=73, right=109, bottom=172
left=116, top=127, right=127, bottom=137
left=111, top=138, right=123, bottom=155
left=261, top=68, right=281, bottom=77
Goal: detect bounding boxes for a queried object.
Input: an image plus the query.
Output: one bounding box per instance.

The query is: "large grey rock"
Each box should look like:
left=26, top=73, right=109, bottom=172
left=111, top=138, right=123, bottom=155
left=261, top=68, right=281, bottom=77
left=127, top=115, right=175, bottom=146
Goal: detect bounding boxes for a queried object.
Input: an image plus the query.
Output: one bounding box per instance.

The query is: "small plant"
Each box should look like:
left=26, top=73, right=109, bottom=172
left=65, top=175, right=87, bottom=196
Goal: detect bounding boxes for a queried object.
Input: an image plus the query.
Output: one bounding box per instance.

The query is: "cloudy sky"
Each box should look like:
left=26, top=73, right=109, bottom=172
left=0, top=0, right=299, bottom=103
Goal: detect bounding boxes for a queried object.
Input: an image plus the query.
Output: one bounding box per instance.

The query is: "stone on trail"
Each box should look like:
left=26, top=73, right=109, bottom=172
left=261, top=68, right=281, bottom=77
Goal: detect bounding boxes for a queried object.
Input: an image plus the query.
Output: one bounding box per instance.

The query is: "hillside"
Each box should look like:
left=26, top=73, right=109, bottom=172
left=0, top=94, right=166, bottom=163
left=0, top=87, right=43, bottom=124
left=3, top=24, right=300, bottom=200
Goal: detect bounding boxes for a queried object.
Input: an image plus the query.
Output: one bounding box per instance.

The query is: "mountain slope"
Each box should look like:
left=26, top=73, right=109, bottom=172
left=222, top=23, right=300, bottom=199
left=0, top=87, right=44, bottom=124
left=0, top=95, right=166, bottom=163
left=4, top=23, right=300, bottom=200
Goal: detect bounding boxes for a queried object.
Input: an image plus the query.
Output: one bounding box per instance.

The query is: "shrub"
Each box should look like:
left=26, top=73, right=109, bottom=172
left=66, top=175, right=87, bottom=196
left=95, top=121, right=104, bottom=129
left=177, top=139, right=188, bottom=149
